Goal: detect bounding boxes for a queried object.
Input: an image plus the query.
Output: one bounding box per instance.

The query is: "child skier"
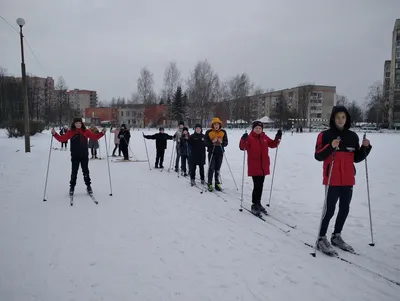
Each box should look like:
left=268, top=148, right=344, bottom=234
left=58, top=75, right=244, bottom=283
left=143, top=127, right=173, bottom=168
left=118, top=124, right=131, bottom=160
left=111, top=126, right=121, bottom=157
left=188, top=124, right=206, bottom=186
left=204, top=117, right=228, bottom=191
left=173, top=121, right=185, bottom=172
left=51, top=117, right=105, bottom=196
left=179, top=127, right=190, bottom=176
left=314, top=105, right=371, bottom=255
left=88, top=125, right=100, bottom=159
left=59, top=125, right=68, bottom=150
left=239, top=121, right=282, bottom=215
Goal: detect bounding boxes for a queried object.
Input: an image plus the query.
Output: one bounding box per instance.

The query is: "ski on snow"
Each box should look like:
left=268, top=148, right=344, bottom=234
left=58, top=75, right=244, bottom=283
left=69, top=192, right=98, bottom=206
left=242, top=206, right=290, bottom=233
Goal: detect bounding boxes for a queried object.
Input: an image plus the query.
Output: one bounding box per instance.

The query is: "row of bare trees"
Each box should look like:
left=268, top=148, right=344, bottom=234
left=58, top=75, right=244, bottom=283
left=0, top=66, right=79, bottom=127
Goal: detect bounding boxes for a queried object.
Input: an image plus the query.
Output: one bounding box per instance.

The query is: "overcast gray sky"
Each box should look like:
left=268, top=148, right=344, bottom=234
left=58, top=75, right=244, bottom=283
left=1, top=0, right=399, bottom=103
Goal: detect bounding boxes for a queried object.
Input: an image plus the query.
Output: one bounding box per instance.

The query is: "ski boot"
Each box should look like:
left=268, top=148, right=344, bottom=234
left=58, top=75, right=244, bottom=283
left=207, top=184, right=214, bottom=192
left=259, top=203, right=267, bottom=214
left=215, top=183, right=222, bottom=191
left=155, top=165, right=159, bottom=169
left=86, top=186, right=93, bottom=195
left=159, top=165, right=164, bottom=169
left=190, top=179, right=196, bottom=186
left=317, top=236, right=338, bottom=256
left=251, top=204, right=261, bottom=216
left=201, top=179, right=205, bottom=185
left=331, top=233, right=354, bottom=253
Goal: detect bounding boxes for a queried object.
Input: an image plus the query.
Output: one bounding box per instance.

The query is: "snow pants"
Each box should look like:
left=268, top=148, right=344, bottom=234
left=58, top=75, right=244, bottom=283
left=207, top=152, right=223, bottom=185
left=120, top=145, right=129, bottom=160
left=70, top=157, right=91, bottom=188
left=156, top=148, right=165, bottom=167
left=319, top=186, right=353, bottom=237
left=252, top=176, right=266, bottom=205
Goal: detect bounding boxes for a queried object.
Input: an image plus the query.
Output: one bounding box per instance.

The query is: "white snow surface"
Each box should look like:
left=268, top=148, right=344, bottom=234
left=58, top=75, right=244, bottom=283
left=0, top=129, right=399, bottom=301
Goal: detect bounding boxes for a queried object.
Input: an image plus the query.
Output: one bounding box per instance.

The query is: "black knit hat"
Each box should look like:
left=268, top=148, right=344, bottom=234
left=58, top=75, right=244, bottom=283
left=121, top=124, right=127, bottom=129
left=182, top=126, right=189, bottom=133
left=159, top=127, right=164, bottom=131
left=179, top=121, right=184, bottom=126
left=195, top=123, right=202, bottom=129
left=252, top=121, right=263, bottom=129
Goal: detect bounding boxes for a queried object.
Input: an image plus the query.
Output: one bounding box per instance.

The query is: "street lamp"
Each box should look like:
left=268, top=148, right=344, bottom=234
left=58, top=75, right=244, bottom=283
left=16, top=17, right=30, bottom=153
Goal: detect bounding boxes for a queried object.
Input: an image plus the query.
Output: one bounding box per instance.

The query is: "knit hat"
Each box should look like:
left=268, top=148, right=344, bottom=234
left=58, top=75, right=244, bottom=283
left=252, top=121, right=263, bottom=129
left=195, top=123, right=202, bottom=130
left=159, top=127, right=164, bottom=131
left=182, top=126, right=189, bottom=133
left=179, top=121, right=185, bottom=126
left=121, top=124, right=127, bottom=129
left=72, top=117, right=83, bottom=124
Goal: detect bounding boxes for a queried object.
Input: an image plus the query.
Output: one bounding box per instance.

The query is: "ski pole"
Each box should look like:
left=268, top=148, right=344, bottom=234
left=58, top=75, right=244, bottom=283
left=267, top=143, right=280, bottom=207
left=311, top=138, right=339, bottom=257
left=104, top=133, right=113, bottom=196
left=43, top=135, right=54, bottom=202
left=168, top=140, right=176, bottom=172
left=239, top=131, right=247, bottom=212
left=220, top=145, right=239, bottom=190
left=363, top=133, right=374, bottom=247
left=203, top=145, right=216, bottom=191
left=142, top=132, right=151, bottom=170
left=108, top=128, right=112, bottom=157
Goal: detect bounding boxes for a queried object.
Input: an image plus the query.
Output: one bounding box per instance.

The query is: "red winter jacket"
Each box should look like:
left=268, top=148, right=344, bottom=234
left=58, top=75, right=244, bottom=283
left=239, top=131, right=279, bottom=176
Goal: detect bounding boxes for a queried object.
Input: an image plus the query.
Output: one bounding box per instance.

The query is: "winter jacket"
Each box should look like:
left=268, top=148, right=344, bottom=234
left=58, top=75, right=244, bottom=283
left=315, top=106, right=372, bottom=186
left=239, top=131, right=279, bottom=176
left=118, top=129, right=131, bottom=147
left=111, top=128, right=120, bottom=144
left=53, top=128, right=104, bottom=158
left=88, top=127, right=100, bottom=149
left=143, top=133, right=173, bottom=150
left=180, top=135, right=190, bottom=156
left=173, top=128, right=183, bottom=147
left=204, top=117, right=228, bottom=155
left=188, top=132, right=206, bottom=165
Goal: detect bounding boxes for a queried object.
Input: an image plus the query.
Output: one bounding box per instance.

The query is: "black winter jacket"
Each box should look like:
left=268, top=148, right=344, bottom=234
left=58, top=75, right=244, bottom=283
left=119, top=129, right=131, bottom=147
left=188, top=132, right=206, bottom=165
left=143, top=133, right=173, bottom=150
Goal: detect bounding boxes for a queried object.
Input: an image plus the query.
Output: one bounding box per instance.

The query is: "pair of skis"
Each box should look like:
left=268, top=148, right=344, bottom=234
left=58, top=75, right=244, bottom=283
left=70, top=191, right=98, bottom=206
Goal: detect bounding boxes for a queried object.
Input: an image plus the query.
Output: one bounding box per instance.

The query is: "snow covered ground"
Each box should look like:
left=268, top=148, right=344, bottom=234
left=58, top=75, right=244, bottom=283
left=0, top=128, right=399, bottom=301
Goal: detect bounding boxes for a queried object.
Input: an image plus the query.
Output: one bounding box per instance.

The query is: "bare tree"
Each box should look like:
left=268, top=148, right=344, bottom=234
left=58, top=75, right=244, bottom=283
left=55, top=76, right=69, bottom=125
left=366, top=81, right=386, bottom=125
left=186, top=60, right=220, bottom=125
left=137, top=67, right=156, bottom=105
left=162, top=61, right=181, bottom=103
left=271, top=91, right=290, bottom=127
left=336, top=94, right=350, bottom=107
left=347, top=101, right=364, bottom=124
left=297, top=83, right=314, bottom=126
left=252, top=86, right=264, bottom=95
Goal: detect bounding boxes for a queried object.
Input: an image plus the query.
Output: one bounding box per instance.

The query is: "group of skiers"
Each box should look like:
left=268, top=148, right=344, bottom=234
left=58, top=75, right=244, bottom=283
left=51, top=105, right=372, bottom=256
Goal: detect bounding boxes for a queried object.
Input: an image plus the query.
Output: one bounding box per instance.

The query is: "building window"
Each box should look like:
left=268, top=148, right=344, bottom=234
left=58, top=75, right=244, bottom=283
left=127, top=111, right=130, bottom=117
left=128, top=120, right=131, bottom=124
left=397, top=52, right=400, bottom=59
left=121, top=111, right=124, bottom=117
left=396, top=75, right=400, bottom=81
left=386, top=72, right=391, bottom=77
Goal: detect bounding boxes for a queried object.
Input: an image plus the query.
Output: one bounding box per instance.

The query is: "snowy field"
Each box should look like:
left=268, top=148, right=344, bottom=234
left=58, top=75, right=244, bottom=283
left=0, top=128, right=399, bottom=301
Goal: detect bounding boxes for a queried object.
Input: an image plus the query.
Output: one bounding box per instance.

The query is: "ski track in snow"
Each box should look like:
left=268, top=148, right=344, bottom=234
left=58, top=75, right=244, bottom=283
left=0, top=129, right=399, bottom=301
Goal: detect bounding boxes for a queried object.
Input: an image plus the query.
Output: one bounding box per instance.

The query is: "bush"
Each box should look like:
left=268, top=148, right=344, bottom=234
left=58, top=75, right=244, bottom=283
left=5, top=120, right=46, bottom=138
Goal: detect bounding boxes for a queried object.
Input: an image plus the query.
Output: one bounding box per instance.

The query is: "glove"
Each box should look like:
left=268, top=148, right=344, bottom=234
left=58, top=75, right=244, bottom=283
left=275, top=129, right=282, bottom=140
left=101, top=128, right=106, bottom=134
left=119, top=135, right=124, bottom=138
left=241, top=133, right=248, bottom=140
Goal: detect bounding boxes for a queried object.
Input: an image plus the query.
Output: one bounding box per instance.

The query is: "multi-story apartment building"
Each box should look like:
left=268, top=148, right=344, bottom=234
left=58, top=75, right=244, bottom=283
left=389, top=19, right=400, bottom=127
left=119, top=105, right=145, bottom=127
left=67, top=89, right=98, bottom=117
left=256, top=85, right=336, bottom=126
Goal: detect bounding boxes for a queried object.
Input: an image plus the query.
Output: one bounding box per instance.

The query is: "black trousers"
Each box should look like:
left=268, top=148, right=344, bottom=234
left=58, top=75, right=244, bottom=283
left=181, top=155, right=188, bottom=173
left=120, top=145, right=129, bottom=160
left=156, top=148, right=165, bottom=167
left=252, top=176, right=266, bottom=205
left=91, top=148, right=97, bottom=157
left=319, top=186, right=353, bottom=237
left=70, top=157, right=91, bottom=188
left=207, top=153, right=223, bottom=184
left=112, top=144, right=121, bottom=156
left=190, top=163, right=205, bottom=180
left=61, top=142, right=67, bottom=148
left=175, top=147, right=181, bottom=170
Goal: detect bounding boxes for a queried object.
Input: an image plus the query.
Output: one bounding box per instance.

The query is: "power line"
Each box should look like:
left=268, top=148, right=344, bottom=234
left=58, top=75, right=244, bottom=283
left=0, top=15, right=19, bottom=33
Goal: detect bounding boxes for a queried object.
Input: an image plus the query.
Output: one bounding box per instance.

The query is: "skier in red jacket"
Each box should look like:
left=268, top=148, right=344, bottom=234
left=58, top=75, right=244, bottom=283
left=51, top=117, right=105, bottom=196
left=314, top=106, right=371, bottom=255
left=239, top=121, right=282, bottom=215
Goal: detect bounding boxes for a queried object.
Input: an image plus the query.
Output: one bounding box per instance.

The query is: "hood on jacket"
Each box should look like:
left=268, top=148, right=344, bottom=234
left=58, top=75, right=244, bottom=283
left=210, top=117, right=223, bottom=128
left=329, top=106, right=351, bottom=129
left=71, top=117, right=86, bottom=130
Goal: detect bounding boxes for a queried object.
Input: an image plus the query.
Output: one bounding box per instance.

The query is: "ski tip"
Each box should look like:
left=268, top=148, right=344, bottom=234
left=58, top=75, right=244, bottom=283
left=109, top=193, right=113, bottom=196
left=369, top=243, right=375, bottom=247
left=310, top=253, right=316, bottom=257
left=239, top=208, right=243, bottom=212
left=266, top=204, right=270, bottom=207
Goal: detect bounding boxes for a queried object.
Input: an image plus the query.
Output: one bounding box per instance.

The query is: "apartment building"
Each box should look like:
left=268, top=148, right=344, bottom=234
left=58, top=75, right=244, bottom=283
left=256, top=85, right=336, bottom=126
left=389, top=19, right=400, bottom=126
left=119, top=105, right=145, bottom=127
left=68, top=89, right=98, bottom=116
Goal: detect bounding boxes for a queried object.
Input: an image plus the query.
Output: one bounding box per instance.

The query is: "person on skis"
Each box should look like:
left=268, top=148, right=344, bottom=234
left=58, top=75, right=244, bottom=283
left=143, top=127, right=173, bottom=169
left=179, top=127, right=190, bottom=176
left=51, top=117, right=105, bottom=196
left=188, top=124, right=206, bottom=186
left=118, top=124, right=131, bottom=160
left=173, top=121, right=185, bottom=172
left=111, top=126, right=121, bottom=157
left=314, top=105, right=371, bottom=255
left=88, top=125, right=100, bottom=159
left=59, top=125, right=68, bottom=150
left=204, top=117, right=228, bottom=192
left=239, top=121, right=282, bottom=215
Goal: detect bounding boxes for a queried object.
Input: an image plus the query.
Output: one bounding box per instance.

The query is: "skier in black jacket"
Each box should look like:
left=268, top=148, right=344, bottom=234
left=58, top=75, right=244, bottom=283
left=188, top=124, right=206, bottom=186
left=118, top=124, right=131, bottom=160
left=179, top=127, right=190, bottom=176
left=143, top=127, right=173, bottom=168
